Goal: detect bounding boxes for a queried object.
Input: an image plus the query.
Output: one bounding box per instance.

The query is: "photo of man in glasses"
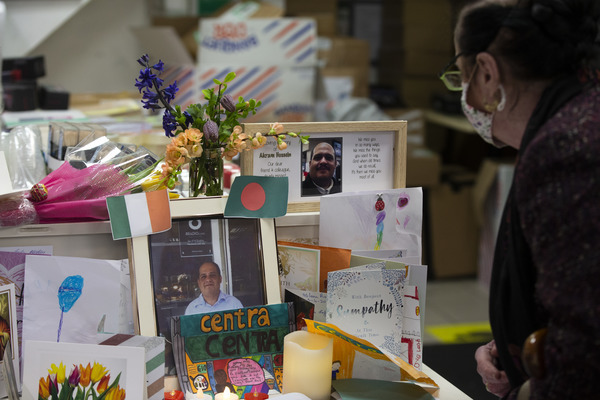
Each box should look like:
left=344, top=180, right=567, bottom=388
left=301, top=140, right=342, bottom=196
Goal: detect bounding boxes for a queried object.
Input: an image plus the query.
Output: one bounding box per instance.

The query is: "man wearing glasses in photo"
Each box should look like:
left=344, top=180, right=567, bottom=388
left=302, top=141, right=341, bottom=196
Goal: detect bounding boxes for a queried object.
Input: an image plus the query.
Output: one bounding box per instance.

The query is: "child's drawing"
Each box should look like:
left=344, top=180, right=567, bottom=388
left=57, top=275, right=84, bottom=342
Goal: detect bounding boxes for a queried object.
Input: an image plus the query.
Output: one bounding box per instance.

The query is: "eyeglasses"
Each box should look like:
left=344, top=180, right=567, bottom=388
left=438, top=53, right=464, bottom=92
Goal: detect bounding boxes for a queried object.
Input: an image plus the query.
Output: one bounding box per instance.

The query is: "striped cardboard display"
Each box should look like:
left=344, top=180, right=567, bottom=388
left=98, top=333, right=165, bottom=400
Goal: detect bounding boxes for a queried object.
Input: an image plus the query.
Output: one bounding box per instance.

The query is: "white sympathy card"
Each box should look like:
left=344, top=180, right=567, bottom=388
left=326, top=268, right=405, bottom=361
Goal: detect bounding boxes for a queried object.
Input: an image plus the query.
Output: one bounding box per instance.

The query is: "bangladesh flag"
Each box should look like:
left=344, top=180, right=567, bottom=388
left=225, top=176, right=288, bottom=218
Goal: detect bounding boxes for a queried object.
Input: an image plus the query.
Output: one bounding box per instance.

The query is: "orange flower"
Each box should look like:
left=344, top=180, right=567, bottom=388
left=105, top=385, right=126, bottom=400
left=277, top=141, right=288, bottom=150
left=90, top=362, right=108, bottom=384
left=270, top=122, right=284, bottom=134
left=232, top=125, right=243, bottom=135
left=38, top=375, right=50, bottom=399
left=187, top=143, right=203, bottom=158
left=79, top=363, right=91, bottom=387
left=96, top=374, right=110, bottom=394
left=184, top=127, right=203, bottom=144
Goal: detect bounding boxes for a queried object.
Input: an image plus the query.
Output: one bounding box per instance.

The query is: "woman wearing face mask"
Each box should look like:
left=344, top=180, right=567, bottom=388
left=439, top=0, right=600, bottom=399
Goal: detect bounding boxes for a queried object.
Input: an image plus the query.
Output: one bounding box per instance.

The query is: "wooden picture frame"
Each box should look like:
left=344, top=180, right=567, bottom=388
left=128, top=197, right=280, bottom=372
left=240, top=121, right=407, bottom=212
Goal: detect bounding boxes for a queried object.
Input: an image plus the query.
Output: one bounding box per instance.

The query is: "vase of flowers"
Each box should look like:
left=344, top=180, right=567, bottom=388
left=134, top=54, right=309, bottom=197
left=189, top=148, right=223, bottom=197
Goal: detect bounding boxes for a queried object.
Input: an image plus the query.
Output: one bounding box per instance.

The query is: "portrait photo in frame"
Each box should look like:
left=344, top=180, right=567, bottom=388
left=128, top=197, right=280, bottom=374
left=240, top=121, right=407, bottom=212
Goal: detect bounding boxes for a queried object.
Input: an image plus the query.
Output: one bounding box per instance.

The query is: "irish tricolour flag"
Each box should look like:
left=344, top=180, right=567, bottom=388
left=106, top=189, right=171, bottom=240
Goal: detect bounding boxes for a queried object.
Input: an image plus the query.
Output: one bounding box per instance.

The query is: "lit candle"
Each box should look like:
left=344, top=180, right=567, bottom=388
left=243, top=391, right=269, bottom=400
left=185, top=388, right=212, bottom=400
left=214, top=387, right=240, bottom=400
left=165, top=390, right=184, bottom=400
left=282, top=330, right=333, bottom=400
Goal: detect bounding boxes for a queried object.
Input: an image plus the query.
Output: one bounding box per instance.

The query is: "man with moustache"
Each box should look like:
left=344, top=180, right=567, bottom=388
left=184, top=261, right=242, bottom=315
left=302, top=142, right=341, bottom=196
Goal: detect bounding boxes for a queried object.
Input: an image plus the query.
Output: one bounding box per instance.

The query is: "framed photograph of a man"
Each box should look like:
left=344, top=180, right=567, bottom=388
left=240, top=121, right=407, bottom=212
left=128, top=197, right=279, bottom=374
left=301, top=138, right=343, bottom=197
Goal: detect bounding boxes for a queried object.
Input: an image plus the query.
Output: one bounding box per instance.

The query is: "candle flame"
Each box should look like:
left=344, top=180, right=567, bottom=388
left=224, top=387, right=231, bottom=399
left=197, top=386, right=203, bottom=397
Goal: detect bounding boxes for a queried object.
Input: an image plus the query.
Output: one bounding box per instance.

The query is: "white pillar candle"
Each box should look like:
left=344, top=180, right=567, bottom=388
left=282, top=330, right=334, bottom=400
left=214, top=387, right=239, bottom=400
left=185, top=390, right=213, bottom=400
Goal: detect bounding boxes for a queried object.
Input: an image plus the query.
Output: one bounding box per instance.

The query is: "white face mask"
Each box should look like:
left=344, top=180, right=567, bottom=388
left=460, top=82, right=507, bottom=148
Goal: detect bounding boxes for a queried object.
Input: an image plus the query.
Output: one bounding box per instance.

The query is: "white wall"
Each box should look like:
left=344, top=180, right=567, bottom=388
left=3, top=0, right=153, bottom=93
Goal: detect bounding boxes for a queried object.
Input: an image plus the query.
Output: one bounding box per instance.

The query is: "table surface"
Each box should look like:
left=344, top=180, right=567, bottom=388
left=422, top=364, right=473, bottom=400
left=164, top=363, right=473, bottom=400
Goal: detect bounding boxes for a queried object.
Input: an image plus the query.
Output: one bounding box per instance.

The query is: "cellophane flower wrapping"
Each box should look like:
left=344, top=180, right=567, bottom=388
left=0, top=125, right=47, bottom=190
left=0, top=192, right=38, bottom=227
left=32, top=136, right=160, bottom=223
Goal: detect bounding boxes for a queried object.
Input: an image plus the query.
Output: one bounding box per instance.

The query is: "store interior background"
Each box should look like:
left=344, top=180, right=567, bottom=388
left=2, top=1, right=518, bottom=398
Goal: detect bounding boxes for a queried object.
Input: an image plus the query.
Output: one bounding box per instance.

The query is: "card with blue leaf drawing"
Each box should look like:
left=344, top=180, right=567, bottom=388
left=326, top=268, right=405, bottom=362
left=22, top=255, right=122, bottom=345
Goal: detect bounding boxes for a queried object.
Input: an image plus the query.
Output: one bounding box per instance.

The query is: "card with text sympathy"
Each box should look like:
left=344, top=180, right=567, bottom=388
left=326, top=268, right=405, bottom=361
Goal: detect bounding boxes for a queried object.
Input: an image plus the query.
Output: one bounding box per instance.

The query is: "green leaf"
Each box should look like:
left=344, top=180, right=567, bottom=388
left=213, top=78, right=222, bottom=85
left=202, top=89, right=212, bottom=100
left=249, top=99, right=256, bottom=107
left=74, top=387, right=85, bottom=400
left=96, top=373, right=121, bottom=400
left=224, top=71, right=236, bottom=83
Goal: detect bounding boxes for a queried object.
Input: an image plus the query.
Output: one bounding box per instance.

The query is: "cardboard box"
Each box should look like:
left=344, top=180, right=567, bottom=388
left=197, top=17, right=318, bottom=122
left=317, top=36, right=370, bottom=70
left=428, top=170, right=479, bottom=279
left=320, top=66, right=369, bottom=98
left=295, top=12, right=337, bottom=37
left=407, top=147, right=441, bottom=188
left=401, top=75, right=446, bottom=108
left=403, top=49, right=453, bottom=77
left=198, top=64, right=316, bottom=122
left=403, top=24, right=454, bottom=53
left=198, top=17, right=318, bottom=67
left=285, top=0, right=337, bottom=16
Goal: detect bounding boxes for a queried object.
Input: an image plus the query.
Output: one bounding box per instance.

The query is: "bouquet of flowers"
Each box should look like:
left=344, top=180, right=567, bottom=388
left=0, top=135, right=161, bottom=226
left=38, top=361, right=124, bottom=400
left=135, top=54, right=309, bottom=197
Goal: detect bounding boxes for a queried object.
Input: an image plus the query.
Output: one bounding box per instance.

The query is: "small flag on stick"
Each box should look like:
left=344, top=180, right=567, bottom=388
left=106, top=189, right=171, bottom=240
left=225, top=176, right=288, bottom=218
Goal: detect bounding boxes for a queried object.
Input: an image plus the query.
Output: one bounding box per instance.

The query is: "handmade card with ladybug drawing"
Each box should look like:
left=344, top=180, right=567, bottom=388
left=318, top=188, right=423, bottom=264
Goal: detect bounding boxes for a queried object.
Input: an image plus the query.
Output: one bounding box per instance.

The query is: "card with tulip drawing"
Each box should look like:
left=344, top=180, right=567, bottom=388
left=22, top=340, right=145, bottom=400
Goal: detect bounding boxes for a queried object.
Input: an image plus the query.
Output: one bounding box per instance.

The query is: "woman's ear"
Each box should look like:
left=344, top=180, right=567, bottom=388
left=476, top=52, right=502, bottom=103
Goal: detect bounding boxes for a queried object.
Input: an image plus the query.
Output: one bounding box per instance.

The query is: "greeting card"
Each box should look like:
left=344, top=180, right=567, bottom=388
left=326, top=268, right=405, bottom=362
left=0, top=283, right=20, bottom=396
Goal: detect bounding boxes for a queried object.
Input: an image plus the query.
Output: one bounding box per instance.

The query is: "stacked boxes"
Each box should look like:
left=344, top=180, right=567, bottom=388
left=379, top=0, right=455, bottom=108
left=197, top=17, right=318, bottom=122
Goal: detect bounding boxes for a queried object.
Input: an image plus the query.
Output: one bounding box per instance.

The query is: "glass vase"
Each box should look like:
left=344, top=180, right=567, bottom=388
left=188, top=148, right=224, bottom=197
